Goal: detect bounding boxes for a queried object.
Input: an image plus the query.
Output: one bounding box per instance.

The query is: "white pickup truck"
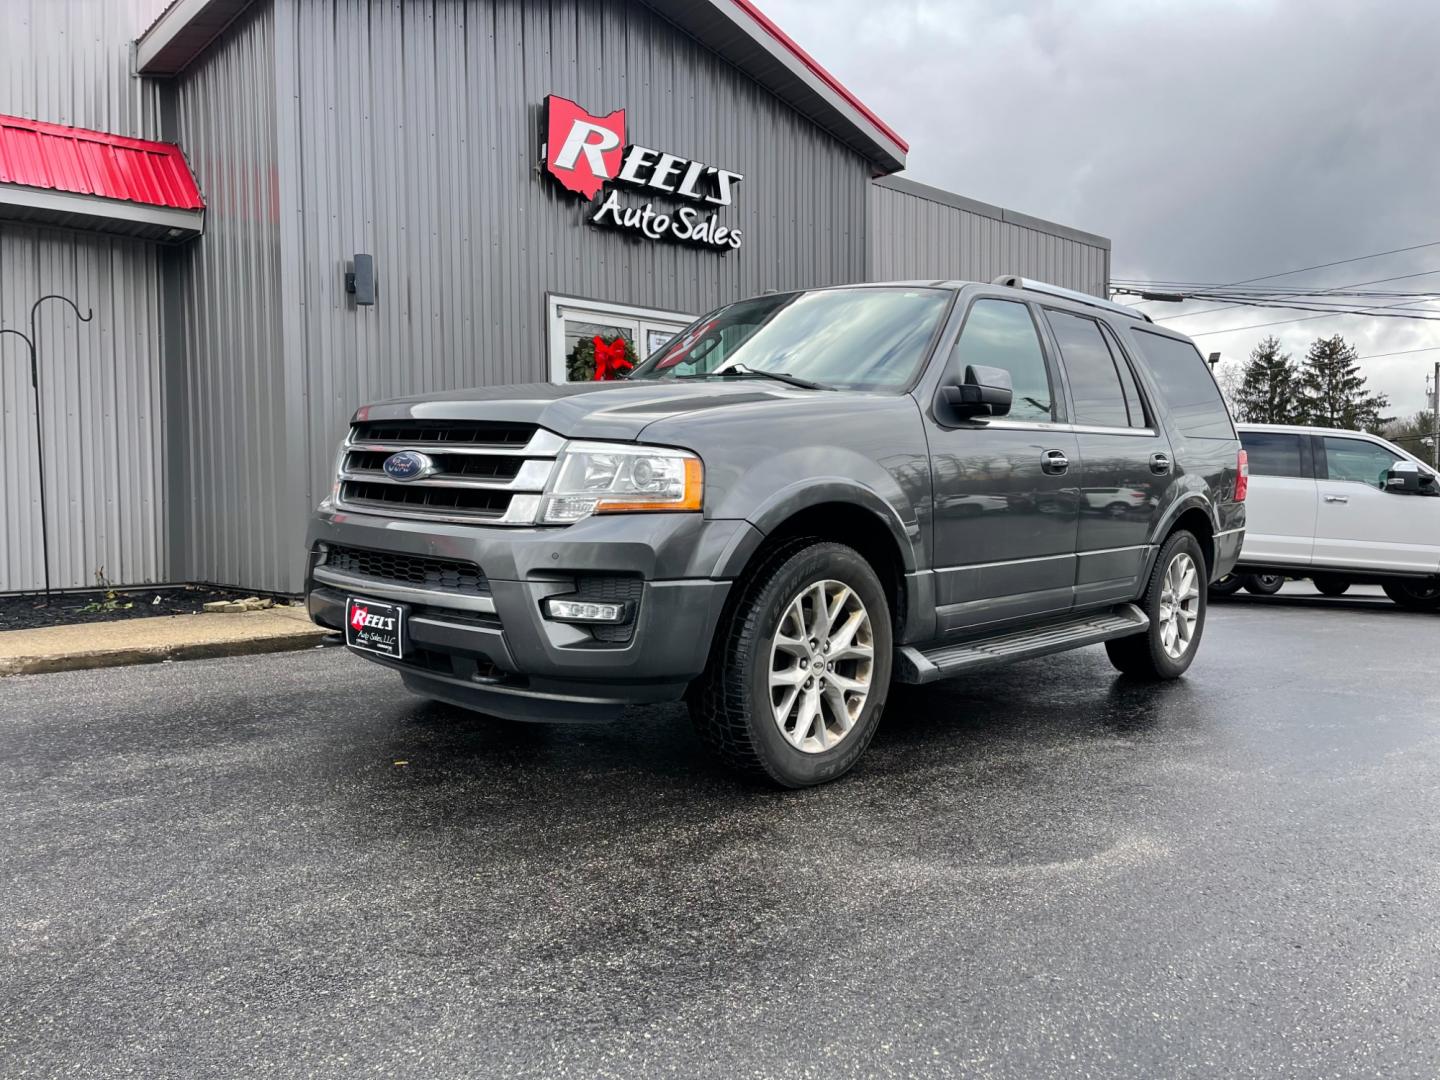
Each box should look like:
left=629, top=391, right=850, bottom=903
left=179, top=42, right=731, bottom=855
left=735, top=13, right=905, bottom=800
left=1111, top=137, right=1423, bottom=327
left=1219, top=424, right=1440, bottom=610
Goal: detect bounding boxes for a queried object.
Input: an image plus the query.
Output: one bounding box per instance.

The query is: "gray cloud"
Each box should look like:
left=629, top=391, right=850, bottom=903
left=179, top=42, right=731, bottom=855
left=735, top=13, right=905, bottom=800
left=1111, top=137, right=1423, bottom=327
left=764, top=0, right=1440, bottom=415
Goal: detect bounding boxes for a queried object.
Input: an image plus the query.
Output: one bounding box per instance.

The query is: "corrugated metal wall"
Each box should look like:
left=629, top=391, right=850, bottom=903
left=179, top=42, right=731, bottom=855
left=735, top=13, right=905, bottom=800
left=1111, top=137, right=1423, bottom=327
left=274, top=0, right=875, bottom=574
left=868, top=176, right=1110, bottom=297
left=167, top=1, right=291, bottom=592
left=0, top=0, right=174, bottom=591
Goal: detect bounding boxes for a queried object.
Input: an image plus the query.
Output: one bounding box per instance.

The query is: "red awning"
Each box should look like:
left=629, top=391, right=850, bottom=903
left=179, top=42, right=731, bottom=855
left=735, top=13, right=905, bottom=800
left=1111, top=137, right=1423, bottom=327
left=0, top=114, right=204, bottom=240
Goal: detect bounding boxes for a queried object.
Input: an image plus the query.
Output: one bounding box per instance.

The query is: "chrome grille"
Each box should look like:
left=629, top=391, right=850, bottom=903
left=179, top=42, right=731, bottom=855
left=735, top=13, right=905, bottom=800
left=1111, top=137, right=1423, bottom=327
left=336, top=420, right=564, bottom=525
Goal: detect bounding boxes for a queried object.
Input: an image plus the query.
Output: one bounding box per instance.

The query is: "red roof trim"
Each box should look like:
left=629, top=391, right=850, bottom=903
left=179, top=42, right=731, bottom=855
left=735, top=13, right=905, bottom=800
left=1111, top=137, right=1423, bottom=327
left=728, top=0, right=909, bottom=154
left=0, top=114, right=204, bottom=211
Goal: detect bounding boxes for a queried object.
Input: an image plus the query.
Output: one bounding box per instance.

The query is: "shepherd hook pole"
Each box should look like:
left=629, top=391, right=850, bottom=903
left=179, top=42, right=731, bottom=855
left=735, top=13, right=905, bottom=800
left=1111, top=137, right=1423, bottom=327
left=0, top=296, right=93, bottom=599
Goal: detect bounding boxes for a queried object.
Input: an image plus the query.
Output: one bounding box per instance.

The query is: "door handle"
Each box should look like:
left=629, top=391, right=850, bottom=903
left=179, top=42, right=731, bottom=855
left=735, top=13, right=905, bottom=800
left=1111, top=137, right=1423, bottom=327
left=1324, top=494, right=1349, bottom=504
left=1041, top=449, right=1069, bottom=475
left=1149, top=452, right=1172, bottom=475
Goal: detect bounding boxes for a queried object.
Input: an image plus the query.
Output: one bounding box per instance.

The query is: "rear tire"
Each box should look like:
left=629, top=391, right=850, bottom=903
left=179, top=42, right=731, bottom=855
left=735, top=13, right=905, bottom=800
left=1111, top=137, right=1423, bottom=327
left=1208, top=573, right=1244, bottom=597
left=1106, top=531, right=1207, bottom=680
left=1312, top=575, right=1351, bottom=598
left=1382, top=580, right=1440, bottom=612
left=1243, top=574, right=1285, bottom=596
left=689, top=540, right=893, bottom=787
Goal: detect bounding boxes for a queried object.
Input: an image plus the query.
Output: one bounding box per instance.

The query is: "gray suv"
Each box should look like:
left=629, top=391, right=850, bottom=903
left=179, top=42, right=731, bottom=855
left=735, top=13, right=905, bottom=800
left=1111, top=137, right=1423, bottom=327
left=306, top=277, right=1245, bottom=786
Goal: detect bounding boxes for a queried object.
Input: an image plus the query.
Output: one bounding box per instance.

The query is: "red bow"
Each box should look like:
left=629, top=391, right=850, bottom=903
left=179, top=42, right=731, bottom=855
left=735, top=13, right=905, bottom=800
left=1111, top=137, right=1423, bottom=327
left=592, top=336, right=632, bottom=380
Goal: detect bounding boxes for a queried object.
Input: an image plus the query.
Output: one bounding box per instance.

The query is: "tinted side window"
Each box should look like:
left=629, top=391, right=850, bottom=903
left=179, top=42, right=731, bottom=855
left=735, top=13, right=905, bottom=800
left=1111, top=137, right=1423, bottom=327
left=1321, top=436, right=1400, bottom=488
left=1101, top=323, right=1148, bottom=428
left=1240, top=431, right=1305, bottom=478
left=1044, top=309, right=1128, bottom=427
left=951, top=299, right=1055, bottom=421
left=1128, top=329, right=1234, bottom=438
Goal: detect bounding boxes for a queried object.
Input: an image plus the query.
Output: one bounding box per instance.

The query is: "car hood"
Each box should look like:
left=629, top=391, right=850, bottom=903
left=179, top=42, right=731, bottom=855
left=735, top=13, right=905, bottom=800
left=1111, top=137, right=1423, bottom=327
left=357, top=379, right=846, bottom=442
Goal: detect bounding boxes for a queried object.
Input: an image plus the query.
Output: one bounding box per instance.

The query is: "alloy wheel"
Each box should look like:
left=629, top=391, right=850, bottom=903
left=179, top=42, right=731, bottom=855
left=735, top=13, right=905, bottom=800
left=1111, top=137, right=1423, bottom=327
left=768, top=579, right=874, bottom=753
left=1158, top=552, right=1201, bottom=659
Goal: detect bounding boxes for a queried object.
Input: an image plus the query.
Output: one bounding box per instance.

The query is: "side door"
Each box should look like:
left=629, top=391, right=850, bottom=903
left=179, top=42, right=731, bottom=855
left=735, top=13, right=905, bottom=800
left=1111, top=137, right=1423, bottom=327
left=1039, top=308, right=1171, bottom=608
left=1313, top=434, right=1440, bottom=573
left=925, top=296, right=1081, bottom=634
left=1236, top=430, right=1316, bottom=565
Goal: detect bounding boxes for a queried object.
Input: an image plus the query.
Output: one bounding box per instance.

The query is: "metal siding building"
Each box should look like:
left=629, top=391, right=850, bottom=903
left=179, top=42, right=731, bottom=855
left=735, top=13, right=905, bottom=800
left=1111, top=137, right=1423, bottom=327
left=0, top=0, right=1110, bottom=595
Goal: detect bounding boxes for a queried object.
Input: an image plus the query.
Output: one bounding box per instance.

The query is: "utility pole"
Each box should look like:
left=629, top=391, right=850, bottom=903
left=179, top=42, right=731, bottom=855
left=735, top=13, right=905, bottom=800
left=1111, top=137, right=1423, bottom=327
left=1433, top=361, right=1440, bottom=470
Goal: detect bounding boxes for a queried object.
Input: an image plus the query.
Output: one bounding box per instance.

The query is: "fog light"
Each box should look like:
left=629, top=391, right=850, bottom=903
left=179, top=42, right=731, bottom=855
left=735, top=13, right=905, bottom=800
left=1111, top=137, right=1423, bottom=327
left=544, top=598, right=628, bottom=624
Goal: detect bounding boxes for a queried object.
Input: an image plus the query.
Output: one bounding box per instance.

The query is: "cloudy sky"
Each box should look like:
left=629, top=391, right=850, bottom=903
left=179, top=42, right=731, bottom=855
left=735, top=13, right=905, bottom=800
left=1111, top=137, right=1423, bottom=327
left=764, top=0, right=1440, bottom=416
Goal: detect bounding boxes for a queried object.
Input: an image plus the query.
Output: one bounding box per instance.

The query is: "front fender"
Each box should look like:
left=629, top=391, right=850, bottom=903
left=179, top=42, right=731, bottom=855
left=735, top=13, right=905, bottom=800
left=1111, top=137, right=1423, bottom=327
left=707, top=475, right=922, bottom=580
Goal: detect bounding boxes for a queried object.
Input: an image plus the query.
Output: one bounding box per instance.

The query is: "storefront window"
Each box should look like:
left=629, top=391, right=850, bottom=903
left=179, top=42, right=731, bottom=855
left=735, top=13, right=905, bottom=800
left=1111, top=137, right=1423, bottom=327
left=564, top=320, right=638, bottom=382
left=548, top=297, right=691, bottom=384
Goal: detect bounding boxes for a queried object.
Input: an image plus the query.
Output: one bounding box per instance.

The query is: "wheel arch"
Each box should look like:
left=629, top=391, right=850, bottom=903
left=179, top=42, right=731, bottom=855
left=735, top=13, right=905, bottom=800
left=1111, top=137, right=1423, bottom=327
left=712, top=487, right=922, bottom=641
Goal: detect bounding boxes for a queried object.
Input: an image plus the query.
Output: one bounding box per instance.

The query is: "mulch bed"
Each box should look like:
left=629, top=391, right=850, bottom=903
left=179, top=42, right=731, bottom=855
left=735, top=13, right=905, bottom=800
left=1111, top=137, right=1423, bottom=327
left=0, top=586, right=286, bottom=632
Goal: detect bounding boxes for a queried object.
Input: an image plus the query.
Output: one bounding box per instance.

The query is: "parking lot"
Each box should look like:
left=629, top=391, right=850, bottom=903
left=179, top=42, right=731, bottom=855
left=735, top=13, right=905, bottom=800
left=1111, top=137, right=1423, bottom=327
left=3, top=586, right=1439, bottom=1079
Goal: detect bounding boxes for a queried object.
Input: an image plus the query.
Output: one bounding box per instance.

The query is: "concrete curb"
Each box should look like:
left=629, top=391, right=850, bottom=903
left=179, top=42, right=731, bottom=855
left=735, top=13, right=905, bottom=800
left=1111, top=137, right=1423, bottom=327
left=0, top=608, right=335, bottom=678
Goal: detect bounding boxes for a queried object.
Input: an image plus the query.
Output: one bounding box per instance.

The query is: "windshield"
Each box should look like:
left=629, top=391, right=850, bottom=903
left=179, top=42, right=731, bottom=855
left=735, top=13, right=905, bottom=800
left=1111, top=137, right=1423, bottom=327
left=627, top=286, right=952, bottom=391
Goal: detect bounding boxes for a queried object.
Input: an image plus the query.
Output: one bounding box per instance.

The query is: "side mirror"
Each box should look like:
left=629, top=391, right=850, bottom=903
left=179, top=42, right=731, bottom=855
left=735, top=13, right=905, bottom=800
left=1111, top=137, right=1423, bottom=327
left=942, top=364, right=1013, bottom=418
left=1384, top=460, right=1438, bottom=495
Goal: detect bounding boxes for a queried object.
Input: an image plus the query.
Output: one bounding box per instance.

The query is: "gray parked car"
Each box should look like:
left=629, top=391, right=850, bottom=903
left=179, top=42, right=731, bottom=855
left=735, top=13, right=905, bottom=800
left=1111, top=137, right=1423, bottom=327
left=306, top=277, right=1246, bottom=786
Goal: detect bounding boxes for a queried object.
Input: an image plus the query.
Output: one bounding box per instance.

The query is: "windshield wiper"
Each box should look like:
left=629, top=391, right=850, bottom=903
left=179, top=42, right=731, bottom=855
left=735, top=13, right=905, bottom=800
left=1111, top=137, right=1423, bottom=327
left=678, top=364, right=830, bottom=391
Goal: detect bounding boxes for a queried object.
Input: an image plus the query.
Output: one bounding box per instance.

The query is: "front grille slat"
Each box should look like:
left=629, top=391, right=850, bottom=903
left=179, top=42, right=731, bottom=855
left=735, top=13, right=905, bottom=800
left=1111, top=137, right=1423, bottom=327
left=340, top=481, right=511, bottom=518
left=323, top=544, right=490, bottom=594
left=351, top=420, right=534, bottom=446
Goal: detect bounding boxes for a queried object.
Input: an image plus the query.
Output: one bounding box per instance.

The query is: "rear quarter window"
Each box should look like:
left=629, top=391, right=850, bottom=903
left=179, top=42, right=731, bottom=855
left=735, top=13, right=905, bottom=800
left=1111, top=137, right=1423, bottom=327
left=1239, top=431, right=1305, bottom=477
left=1127, top=329, right=1235, bottom=439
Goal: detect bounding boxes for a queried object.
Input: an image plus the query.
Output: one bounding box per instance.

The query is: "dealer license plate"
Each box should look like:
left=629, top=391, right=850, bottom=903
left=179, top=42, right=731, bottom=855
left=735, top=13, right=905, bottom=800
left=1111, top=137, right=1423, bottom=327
left=345, top=596, right=404, bottom=659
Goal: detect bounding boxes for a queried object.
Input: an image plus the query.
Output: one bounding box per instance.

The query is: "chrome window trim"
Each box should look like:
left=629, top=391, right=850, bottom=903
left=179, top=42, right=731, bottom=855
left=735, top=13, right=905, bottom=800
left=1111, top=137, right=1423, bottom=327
left=312, top=566, right=498, bottom=613
left=975, top=418, right=1159, bottom=437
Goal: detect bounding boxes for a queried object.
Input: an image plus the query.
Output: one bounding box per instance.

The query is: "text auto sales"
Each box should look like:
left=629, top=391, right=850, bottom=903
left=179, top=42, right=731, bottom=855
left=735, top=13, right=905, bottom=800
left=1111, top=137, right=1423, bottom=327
left=544, top=95, right=745, bottom=251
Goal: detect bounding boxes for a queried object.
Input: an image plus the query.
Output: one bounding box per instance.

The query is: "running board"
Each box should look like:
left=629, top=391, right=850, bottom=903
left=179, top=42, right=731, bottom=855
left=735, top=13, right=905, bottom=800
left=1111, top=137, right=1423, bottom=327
left=893, top=604, right=1149, bottom=684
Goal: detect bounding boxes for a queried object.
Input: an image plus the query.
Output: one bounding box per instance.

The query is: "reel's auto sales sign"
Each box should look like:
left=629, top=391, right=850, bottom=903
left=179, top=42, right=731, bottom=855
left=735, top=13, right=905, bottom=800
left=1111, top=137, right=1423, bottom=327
left=543, top=94, right=745, bottom=252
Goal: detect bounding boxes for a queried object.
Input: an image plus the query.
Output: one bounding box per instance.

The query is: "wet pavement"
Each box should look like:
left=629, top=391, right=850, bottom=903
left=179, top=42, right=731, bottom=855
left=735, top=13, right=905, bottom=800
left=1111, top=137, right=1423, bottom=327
left=3, top=590, right=1439, bottom=1079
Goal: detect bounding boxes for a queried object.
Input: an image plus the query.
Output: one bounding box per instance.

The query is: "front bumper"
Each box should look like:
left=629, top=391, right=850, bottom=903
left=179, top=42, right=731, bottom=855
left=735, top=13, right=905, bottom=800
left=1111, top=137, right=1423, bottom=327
left=306, top=505, right=757, bottom=721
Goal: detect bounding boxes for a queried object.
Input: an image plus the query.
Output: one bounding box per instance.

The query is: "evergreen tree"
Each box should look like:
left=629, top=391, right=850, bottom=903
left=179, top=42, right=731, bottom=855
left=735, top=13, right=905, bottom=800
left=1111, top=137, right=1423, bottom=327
left=1232, top=336, right=1302, bottom=423
left=1298, top=334, right=1391, bottom=432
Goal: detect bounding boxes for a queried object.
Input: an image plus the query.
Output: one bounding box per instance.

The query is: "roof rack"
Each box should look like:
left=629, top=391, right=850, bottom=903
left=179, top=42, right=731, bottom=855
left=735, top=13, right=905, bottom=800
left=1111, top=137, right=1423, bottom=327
left=991, top=275, right=1152, bottom=323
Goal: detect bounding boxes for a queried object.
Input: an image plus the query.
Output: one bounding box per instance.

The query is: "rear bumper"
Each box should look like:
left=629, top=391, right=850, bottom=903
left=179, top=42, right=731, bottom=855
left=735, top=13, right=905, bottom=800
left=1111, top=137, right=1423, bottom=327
left=1213, top=526, right=1244, bottom=580
left=306, top=505, right=751, bottom=721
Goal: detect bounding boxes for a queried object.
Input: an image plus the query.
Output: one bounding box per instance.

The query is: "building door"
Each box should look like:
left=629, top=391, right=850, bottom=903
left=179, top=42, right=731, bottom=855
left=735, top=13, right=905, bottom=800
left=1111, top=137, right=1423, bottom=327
left=547, top=295, right=692, bottom=384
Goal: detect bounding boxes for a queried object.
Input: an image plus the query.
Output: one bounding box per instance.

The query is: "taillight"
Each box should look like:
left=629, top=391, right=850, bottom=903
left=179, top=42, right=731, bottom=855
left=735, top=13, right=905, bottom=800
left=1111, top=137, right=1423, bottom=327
left=1235, top=449, right=1249, bottom=502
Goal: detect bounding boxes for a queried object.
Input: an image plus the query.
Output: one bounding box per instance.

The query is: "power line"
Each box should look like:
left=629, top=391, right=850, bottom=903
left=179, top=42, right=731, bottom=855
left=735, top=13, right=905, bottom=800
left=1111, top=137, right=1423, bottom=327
left=1175, top=289, right=1440, bottom=336
left=1120, top=238, right=1440, bottom=305
left=1123, top=268, right=1440, bottom=323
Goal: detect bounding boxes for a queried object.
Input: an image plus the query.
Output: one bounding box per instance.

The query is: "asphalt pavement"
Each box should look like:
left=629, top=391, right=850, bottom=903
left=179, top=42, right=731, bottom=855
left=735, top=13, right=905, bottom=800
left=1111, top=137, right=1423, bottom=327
left=3, top=586, right=1439, bottom=1079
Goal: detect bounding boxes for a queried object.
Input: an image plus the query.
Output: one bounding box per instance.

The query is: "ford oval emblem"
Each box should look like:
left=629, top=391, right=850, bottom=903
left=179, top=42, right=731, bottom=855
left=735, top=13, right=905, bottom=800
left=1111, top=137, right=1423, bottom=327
left=382, top=450, right=436, bottom=482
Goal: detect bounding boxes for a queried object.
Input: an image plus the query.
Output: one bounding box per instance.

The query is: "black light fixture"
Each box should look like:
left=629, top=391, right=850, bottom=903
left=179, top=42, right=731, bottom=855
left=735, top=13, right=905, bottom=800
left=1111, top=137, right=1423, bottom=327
left=345, top=254, right=377, bottom=305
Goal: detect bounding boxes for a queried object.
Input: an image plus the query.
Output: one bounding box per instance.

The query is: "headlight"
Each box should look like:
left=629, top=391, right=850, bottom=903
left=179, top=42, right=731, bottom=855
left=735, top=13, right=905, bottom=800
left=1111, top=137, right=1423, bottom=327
left=541, top=441, right=703, bottom=524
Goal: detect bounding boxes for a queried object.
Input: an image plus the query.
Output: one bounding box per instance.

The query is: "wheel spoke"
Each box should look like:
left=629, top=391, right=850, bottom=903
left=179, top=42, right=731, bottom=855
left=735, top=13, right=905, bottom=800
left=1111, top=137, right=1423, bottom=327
left=825, top=585, right=852, bottom=633
left=809, top=583, right=831, bottom=642
left=774, top=685, right=800, bottom=725
left=823, top=685, right=855, bottom=731
left=829, top=609, right=866, bottom=654
left=828, top=672, right=869, bottom=695
left=771, top=664, right=808, bottom=687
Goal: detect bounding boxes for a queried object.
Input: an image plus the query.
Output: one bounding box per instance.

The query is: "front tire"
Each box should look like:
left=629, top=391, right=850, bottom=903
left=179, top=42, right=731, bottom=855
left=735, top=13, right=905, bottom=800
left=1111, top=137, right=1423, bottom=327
left=1106, top=531, right=1207, bottom=680
left=1244, top=574, right=1285, bottom=596
left=1312, top=575, right=1351, bottom=598
left=689, top=540, right=893, bottom=787
left=1382, top=580, right=1440, bottom=612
